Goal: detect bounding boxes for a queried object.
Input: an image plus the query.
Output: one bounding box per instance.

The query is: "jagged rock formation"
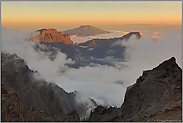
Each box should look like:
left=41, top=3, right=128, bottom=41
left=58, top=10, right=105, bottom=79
left=62, top=25, right=110, bottom=36
left=1, top=83, right=73, bottom=122
left=33, top=28, right=74, bottom=45
left=89, top=39, right=99, bottom=48
left=1, top=52, right=96, bottom=121
left=74, top=43, right=79, bottom=47
left=88, top=57, right=182, bottom=122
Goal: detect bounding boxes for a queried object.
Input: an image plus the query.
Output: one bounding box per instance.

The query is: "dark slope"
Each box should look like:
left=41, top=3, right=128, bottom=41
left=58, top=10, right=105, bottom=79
left=62, top=25, right=110, bottom=36
left=1, top=52, right=96, bottom=121
left=79, top=32, right=141, bottom=47
left=88, top=57, right=182, bottom=122
left=1, top=83, right=74, bottom=122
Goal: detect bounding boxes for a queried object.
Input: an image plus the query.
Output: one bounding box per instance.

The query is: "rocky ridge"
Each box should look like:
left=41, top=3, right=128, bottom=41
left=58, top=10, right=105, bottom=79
left=79, top=32, right=141, bottom=48
left=1, top=52, right=96, bottom=121
left=33, top=31, right=141, bottom=68
left=88, top=57, right=182, bottom=122
left=1, top=52, right=181, bottom=122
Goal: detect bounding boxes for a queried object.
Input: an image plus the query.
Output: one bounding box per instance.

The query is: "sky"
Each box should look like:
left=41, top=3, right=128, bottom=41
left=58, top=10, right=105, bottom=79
left=1, top=1, right=182, bottom=31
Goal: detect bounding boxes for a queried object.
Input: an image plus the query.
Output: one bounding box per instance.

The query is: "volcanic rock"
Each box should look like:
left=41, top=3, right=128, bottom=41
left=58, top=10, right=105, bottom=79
left=74, top=43, right=79, bottom=47
left=88, top=57, right=182, bottom=122
left=1, top=52, right=96, bottom=121
left=33, top=28, right=74, bottom=45
left=89, top=39, right=99, bottom=48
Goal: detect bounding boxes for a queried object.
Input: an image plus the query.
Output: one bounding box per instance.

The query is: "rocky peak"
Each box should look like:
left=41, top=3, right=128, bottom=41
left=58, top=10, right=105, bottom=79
left=88, top=57, right=182, bottom=122
left=122, top=32, right=141, bottom=40
left=74, top=43, right=79, bottom=47
left=80, top=25, right=92, bottom=29
left=120, top=57, right=182, bottom=121
left=89, top=39, right=99, bottom=48
left=33, top=28, right=74, bottom=45
left=153, top=57, right=180, bottom=71
left=63, top=25, right=110, bottom=36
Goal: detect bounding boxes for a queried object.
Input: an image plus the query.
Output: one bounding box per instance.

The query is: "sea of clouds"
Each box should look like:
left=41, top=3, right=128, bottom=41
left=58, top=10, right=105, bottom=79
left=2, top=27, right=182, bottom=107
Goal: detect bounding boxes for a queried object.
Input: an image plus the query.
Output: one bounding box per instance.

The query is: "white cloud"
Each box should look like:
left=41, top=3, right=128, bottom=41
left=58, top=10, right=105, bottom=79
left=70, top=30, right=127, bottom=44
left=2, top=27, right=74, bottom=82
left=55, top=29, right=181, bottom=106
left=2, top=27, right=181, bottom=108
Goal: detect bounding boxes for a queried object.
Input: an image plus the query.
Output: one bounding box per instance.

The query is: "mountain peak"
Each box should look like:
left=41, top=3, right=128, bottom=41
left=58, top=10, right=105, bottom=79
left=80, top=25, right=92, bottom=27
left=89, top=39, right=99, bottom=48
left=88, top=56, right=182, bottom=121
left=33, top=28, right=74, bottom=45
left=63, top=25, right=110, bottom=36
left=153, top=57, right=180, bottom=71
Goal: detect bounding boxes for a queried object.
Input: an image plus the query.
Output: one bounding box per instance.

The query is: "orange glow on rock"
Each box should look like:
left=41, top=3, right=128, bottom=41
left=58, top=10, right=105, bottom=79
left=32, top=28, right=74, bottom=45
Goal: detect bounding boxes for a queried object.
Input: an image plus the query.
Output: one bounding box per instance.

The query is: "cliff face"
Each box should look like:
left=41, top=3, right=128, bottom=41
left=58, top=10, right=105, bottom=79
left=88, top=57, right=182, bottom=122
left=33, top=28, right=74, bottom=45
left=120, top=57, right=182, bottom=121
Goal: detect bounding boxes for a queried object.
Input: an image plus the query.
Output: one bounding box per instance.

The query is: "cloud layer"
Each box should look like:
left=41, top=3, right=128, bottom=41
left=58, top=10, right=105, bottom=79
left=56, top=29, right=182, bottom=106
left=70, top=30, right=129, bottom=44
left=2, top=27, right=181, bottom=107
left=2, top=28, right=73, bottom=82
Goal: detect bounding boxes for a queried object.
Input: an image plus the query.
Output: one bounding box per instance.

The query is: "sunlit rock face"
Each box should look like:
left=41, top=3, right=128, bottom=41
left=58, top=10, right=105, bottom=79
left=33, top=28, right=74, bottom=45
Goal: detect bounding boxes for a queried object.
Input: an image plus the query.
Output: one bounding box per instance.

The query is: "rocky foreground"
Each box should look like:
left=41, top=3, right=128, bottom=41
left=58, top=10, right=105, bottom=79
left=1, top=52, right=182, bottom=122
left=1, top=53, right=96, bottom=121
left=88, top=57, right=182, bottom=122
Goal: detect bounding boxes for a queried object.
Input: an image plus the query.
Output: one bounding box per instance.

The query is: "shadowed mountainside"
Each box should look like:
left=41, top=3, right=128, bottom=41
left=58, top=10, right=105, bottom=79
left=1, top=52, right=181, bottom=122
left=1, top=52, right=96, bottom=121
left=88, top=57, right=182, bottom=122
left=1, top=83, right=79, bottom=122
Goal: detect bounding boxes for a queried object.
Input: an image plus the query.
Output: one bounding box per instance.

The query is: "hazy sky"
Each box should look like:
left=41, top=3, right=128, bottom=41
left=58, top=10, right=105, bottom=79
left=1, top=1, right=182, bottom=31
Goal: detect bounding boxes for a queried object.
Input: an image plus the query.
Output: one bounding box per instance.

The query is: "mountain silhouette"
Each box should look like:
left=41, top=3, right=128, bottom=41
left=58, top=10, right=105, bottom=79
left=62, top=25, right=110, bottom=36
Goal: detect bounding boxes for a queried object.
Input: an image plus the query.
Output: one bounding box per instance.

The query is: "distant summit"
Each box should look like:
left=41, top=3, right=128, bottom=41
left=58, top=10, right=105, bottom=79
left=62, top=25, right=110, bottom=36
left=33, top=28, right=74, bottom=45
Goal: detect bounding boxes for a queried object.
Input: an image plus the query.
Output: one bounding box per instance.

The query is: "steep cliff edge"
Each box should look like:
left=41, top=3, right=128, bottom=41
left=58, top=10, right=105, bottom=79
left=88, top=57, right=182, bottom=122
